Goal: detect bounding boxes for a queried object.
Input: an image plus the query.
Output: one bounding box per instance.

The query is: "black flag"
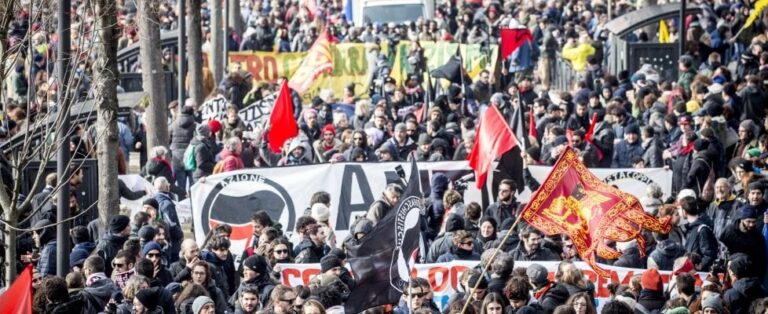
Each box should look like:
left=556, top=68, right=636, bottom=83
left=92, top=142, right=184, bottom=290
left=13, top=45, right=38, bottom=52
left=345, top=159, right=424, bottom=314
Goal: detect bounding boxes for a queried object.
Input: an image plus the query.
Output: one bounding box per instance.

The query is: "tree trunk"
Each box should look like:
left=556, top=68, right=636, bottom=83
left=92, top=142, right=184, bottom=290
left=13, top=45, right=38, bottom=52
left=227, top=0, right=242, bottom=38
left=210, top=0, right=224, bottom=84
left=139, top=0, right=169, bottom=150
left=94, top=0, right=120, bottom=226
left=188, top=0, right=204, bottom=106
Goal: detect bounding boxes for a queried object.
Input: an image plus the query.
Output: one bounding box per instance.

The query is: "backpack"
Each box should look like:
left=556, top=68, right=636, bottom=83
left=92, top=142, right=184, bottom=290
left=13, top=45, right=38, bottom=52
left=183, top=143, right=197, bottom=171
left=212, top=156, right=234, bottom=174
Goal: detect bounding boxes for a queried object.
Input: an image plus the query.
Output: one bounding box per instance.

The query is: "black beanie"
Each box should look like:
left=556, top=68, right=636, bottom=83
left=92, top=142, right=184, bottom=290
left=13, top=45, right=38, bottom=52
left=243, top=255, right=269, bottom=274
left=320, top=255, right=342, bottom=273
left=468, top=272, right=488, bottom=289
left=71, top=225, right=90, bottom=244
left=693, top=139, right=709, bottom=152
left=329, top=248, right=347, bottom=260
left=142, top=198, right=159, bottom=209
left=109, top=215, right=130, bottom=234
left=137, top=225, right=157, bottom=244
left=135, top=287, right=161, bottom=310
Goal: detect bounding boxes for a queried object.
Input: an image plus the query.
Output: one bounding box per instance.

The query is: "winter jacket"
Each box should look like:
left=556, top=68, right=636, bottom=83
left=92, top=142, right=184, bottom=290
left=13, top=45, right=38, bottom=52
left=724, top=277, right=768, bottom=314
left=191, top=136, right=218, bottom=179
left=218, top=148, right=245, bottom=172
left=536, top=283, right=570, bottom=313
left=81, top=277, right=118, bottom=314
left=141, top=157, right=175, bottom=183
left=682, top=215, right=718, bottom=271
left=206, top=279, right=231, bottom=314
left=642, top=138, right=664, bottom=168
left=737, top=84, right=767, bottom=122
left=38, top=240, right=57, bottom=277
left=365, top=198, right=394, bottom=226
left=613, top=245, right=645, bottom=269
left=720, top=223, right=767, bottom=279
left=612, top=139, right=644, bottom=168
left=561, top=43, right=595, bottom=72
left=156, top=192, right=184, bottom=244
left=684, top=151, right=713, bottom=197
left=95, top=233, right=128, bottom=275
left=510, top=242, right=560, bottom=262
left=484, top=201, right=521, bottom=229
left=203, top=250, right=237, bottom=297
left=707, top=195, right=741, bottom=238
left=634, top=289, right=666, bottom=314
left=294, top=239, right=327, bottom=263
left=648, top=240, right=686, bottom=271
left=170, top=110, right=196, bottom=168
left=222, top=118, right=247, bottom=142
left=436, top=246, right=481, bottom=263
left=592, top=122, right=615, bottom=167
left=428, top=174, right=450, bottom=237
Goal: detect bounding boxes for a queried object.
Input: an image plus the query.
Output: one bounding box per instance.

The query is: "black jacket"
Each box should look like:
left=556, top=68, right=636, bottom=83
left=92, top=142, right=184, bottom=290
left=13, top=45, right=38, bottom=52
left=169, top=110, right=196, bottom=168
left=642, top=137, right=664, bottom=168
left=634, top=289, right=666, bottom=314
left=685, top=151, right=713, bottom=197
left=95, top=233, right=128, bottom=275
left=230, top=273, right=277, bottom=310
left=719, top=222, right=766, bottom=278
left=294, top=239, right=326, bottom=263
left=191, top=136, right=218, bottom=179
left=510, top=242, right=560, bottom=262
left=648, top=240, right=686, bottom=271
left=537, top=283, right=570, bottom=313
left=682, top=215, right=718, bottom=271
left=724, top=277, right=768, bottom=314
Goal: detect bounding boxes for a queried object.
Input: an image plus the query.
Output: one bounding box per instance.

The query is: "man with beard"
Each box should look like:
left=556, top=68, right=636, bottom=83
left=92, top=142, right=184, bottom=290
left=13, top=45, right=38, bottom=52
left=366, top=183, right=403, bottom=225
left=295, top=224, right=329, bottom=263
left=230, top=255, right=277, bottom=310
left=571, top=130, right=599, bottom=167
left=511, top=226, right=560, bottom=261
left=566, top=102, right=590, bottom=132
left=720, top=205, right=767, bottom=280
left=301, top=108, right=322, bottom=143
left=745, top=182, right=768, bottom=231
left=384, top=123, right=417, bottom=161
left=236, top=287, right=261, bottom=314
left=472, top=70, right=492, bottom=104
left=484, top=180, right=522, bottom=227
left=706, top=178, right=742, bottom=238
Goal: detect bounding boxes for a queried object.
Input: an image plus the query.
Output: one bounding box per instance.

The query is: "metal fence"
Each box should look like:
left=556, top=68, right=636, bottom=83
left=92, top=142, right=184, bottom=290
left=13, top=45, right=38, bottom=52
left=552, top=55, right=580, bottom=93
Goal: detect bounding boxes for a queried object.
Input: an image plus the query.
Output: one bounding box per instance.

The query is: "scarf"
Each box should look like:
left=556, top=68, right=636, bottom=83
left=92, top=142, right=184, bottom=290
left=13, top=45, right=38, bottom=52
left=86, top=272, right=109, bottom=287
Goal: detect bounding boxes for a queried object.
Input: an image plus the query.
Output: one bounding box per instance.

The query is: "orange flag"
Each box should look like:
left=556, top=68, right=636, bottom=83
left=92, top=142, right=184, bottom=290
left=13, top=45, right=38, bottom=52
left=467, top=105, right=518, bottom=189
left=267, top=81, right=299, bottom=153
left=520, top=147, right=671, bottom=277
left=288, top=30, right=335, bottom=94
left=0, top=264, right=33, bottom=313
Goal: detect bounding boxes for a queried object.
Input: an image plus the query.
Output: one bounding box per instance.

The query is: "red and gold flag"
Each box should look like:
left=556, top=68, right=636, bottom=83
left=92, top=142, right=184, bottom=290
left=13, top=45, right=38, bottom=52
left=520, top=147, right=671, bottom=277
left=288, top=30, right=335, bottom=95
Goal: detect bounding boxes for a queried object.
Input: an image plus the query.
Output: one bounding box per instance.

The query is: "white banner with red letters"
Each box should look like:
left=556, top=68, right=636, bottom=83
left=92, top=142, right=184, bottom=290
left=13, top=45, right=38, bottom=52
left=276, top=261, right=710, bottom=311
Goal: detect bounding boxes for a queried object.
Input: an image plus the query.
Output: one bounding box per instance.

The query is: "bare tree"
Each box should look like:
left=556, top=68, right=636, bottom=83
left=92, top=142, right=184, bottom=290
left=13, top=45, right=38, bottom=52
left=210, top=0, right=224, bottom=84
left=138, top=0, right=168, bottom=150
left=188, top=0, right=204, bottom=106
left=93, top=0, right=119, bottom=224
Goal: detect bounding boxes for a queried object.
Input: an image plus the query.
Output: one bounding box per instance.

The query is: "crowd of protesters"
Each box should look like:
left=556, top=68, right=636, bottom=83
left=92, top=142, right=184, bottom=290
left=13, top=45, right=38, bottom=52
left=9, top=0, right=768, bottom=313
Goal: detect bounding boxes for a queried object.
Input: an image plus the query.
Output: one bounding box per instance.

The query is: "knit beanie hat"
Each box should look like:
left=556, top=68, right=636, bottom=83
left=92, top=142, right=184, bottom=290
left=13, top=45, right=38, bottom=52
left=243, top=255, right=269, bottom=274
left=141, top=241, right=162, bottom=258
left=320, top=255, right=342, bottom=273
left=192, top=296, right=214, bottom=314
left=137, top=226, right=157, bottom=244
left=311, top=203, right=330, bottom=222
left=142, top=198, right=159, bottom=209
left=641, top=268, right=663, bottom=291
left=701, top=294, right=723, bottom=314
left=135, top=287, right=161, bottom=310
left=109, top=215, right=130, bottom=234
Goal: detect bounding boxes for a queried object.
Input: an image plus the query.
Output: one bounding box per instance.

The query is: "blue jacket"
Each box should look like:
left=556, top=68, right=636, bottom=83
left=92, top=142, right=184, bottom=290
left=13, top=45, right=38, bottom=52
left=117, top=120, right=134, bottom=158
left=155, top=192, right=183, bottom=242
left=38, top=240, right=57, bottom=276
left=612, top=139, right=644, bottom=168
left=509, top=40, right=536, bottom=73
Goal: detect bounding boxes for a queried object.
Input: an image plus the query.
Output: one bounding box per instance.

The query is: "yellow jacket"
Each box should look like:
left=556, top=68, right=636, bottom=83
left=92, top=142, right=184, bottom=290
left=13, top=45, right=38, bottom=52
left=561, top=43, right=596, bottom=72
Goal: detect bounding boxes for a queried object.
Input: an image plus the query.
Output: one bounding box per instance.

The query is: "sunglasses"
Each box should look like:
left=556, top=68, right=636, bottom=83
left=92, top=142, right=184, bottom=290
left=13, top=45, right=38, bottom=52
left=280, top=297, right=296, bottom=303
left=113, top=263, right=125, bottom=268
left=409, top=292, right=427, bottom=298
left=275, top=249, right=288, bottom=254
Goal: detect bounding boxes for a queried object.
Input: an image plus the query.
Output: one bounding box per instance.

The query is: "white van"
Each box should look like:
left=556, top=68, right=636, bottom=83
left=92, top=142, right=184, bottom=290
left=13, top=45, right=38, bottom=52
left=352, top=0, right=435, bottom=26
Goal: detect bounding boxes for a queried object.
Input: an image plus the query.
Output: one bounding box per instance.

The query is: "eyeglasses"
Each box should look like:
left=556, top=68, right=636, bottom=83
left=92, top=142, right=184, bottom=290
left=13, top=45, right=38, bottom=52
left=408, top=292, right=427, bottom=298
left=275, top=249, right=288, bottom=254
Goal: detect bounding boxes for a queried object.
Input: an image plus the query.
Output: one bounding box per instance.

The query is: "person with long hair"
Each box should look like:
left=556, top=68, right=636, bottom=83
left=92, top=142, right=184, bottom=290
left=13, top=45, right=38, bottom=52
left=269, top=238, right=295, bottom=266
left=567, top=292, right=596, bottom=314
left=480, top=292, right=509, bottom=314
left=302, top=299, right=327, bottom=314
left=175, top=282, right=209, bottom=314
left=189, top=260, right=229, bottom=313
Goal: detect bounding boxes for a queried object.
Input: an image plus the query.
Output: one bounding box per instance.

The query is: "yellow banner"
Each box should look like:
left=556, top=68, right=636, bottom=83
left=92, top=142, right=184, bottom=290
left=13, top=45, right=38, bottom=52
left=229, top=43, right=375, bottom=101
left=228, top=41, right=497, bottom=102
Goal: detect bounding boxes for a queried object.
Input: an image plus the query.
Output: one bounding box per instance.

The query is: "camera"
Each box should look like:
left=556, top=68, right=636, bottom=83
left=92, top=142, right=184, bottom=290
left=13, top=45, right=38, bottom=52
left=711, top=258, right=727, bottom=275
left=395, top=165, right=406, bottom=179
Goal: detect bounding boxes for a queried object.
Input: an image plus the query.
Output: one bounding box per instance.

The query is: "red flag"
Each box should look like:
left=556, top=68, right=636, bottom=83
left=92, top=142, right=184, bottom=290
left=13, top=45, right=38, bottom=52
left=289, top=30, right=335, bottom=94
left=0, top=264, right=33, bottom=314
left=268, top=81, right=299, bottom=153
left=301, top=0, right=317, bottom=20
left=500, top=28, right=533, bottom=60
left=583, top=113, right=604, bottom=160
left=519, top=147, right=671, bottom=277
left=467, top=105, right=518, bottom=189
left=528, top=107, right=537, bottom=140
